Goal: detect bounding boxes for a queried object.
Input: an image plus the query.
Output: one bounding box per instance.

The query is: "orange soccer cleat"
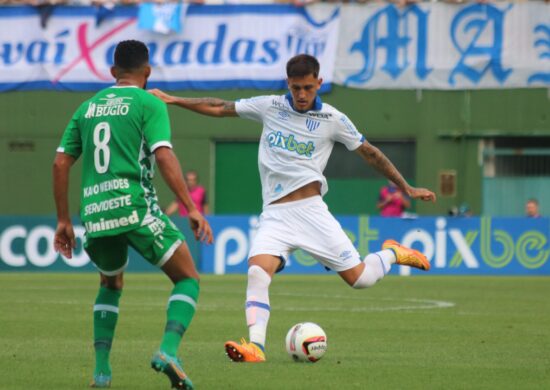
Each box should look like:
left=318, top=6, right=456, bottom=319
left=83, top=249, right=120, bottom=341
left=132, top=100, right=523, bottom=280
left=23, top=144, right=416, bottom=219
left=224, top=338, right=266, bottom=363
left=382, top=239, right=431, bottom=271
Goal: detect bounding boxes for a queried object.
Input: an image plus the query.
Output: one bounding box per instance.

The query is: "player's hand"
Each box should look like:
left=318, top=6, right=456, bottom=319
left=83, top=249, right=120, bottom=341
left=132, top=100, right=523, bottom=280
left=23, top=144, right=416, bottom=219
left=148, top=89, right=176, bottom=104
left=54, top=220, right=76, bottom=259
left=187, top=210, right=214, bottom=244
left=408, top=187, right=437, bottom=202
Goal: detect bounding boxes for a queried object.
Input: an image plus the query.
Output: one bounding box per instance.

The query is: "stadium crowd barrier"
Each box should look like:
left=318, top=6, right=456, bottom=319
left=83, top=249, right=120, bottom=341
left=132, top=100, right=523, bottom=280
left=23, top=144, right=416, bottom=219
left=2, top=1, right=547, bottom=6
left=1, top=215, right=548, bottom=275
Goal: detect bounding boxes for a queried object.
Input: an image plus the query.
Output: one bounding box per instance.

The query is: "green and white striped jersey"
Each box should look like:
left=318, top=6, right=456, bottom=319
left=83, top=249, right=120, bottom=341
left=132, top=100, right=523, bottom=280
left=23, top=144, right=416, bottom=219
left=57, top=86, right=172, bottom=238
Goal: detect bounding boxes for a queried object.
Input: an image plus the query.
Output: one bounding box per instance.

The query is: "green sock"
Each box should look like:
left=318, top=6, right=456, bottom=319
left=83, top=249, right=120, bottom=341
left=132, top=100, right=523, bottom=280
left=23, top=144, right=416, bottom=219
left=93, top=287, right=121, bottom=376
left=160, top=278, right=200, bottom=356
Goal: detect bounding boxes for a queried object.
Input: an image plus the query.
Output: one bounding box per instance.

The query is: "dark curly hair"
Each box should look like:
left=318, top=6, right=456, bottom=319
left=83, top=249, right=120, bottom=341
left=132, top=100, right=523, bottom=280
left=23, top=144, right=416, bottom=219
left=114, top=40, right=149, bottom=71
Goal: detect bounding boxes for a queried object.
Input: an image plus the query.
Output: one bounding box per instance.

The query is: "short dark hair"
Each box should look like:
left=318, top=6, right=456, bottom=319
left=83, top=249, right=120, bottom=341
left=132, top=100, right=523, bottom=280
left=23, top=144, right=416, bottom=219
left=114, top=40, right=149, bottom=71
left=286, top=54, right=320, bottom=78
left=527, top=198, right=539, bottom=205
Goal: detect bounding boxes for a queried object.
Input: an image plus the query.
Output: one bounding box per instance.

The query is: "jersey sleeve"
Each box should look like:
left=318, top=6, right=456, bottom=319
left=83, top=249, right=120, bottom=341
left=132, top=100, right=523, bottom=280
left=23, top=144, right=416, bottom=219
left=143, top=95, right=172, bottom=152
left=56, top=108, right=82, bottom=158
left=235, top=96, right=272, bottom=122
left=333, top=113, right=366, bottom=151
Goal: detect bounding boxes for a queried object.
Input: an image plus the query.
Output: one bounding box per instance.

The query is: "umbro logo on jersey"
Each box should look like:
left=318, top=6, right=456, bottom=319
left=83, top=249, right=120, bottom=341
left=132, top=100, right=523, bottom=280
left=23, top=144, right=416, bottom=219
left=278, top=111, right=291, bottom=121
left=306, top=118, right=321, bottom=132
left=339, top=250, right=352, bottom=260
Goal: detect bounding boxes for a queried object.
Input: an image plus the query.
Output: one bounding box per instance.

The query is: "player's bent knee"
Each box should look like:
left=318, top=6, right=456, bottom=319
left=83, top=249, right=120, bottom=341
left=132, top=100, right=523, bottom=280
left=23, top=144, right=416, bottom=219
left=161, top=243, right=200, bottom=283
left=351, top=268, right=379, bottom=289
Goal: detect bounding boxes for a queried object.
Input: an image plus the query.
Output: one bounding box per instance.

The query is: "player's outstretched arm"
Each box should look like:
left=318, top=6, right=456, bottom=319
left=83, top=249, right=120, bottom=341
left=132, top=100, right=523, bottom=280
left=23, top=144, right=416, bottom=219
left=355, top=141, right=437, bottom=203
left=52, top=152, right=77, bottom=258
left=149, top=89, right=238, bottom=118
left=155, top=147, right=214, bottom=244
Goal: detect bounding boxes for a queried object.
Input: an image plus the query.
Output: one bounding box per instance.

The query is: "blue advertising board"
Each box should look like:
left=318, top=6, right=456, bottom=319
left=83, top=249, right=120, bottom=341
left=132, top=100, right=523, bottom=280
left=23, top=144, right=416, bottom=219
left=1, top=215, right=548, bottom=275
left=201, top=215, right=550, bottom=275
left=0, top=216, right=199, bottom=272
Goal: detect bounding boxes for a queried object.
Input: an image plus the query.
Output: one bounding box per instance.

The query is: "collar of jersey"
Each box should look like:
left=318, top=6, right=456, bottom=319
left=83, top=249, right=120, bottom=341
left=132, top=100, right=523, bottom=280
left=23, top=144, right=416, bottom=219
left=111, top=85, right=140, bottom=88
left=285, top=93, right=323, bottom=113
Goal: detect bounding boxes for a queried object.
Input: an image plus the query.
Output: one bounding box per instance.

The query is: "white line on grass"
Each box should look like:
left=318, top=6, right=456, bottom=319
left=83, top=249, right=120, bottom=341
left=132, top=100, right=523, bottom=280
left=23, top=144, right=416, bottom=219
left=8, top=294, right=454, bottom=313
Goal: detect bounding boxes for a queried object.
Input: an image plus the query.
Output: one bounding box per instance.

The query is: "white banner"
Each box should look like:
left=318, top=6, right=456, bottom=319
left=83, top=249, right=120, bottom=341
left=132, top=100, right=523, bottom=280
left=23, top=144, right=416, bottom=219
left=335, top=2, right=550, bottom=89
left=0, top=5, right=340, bottom=91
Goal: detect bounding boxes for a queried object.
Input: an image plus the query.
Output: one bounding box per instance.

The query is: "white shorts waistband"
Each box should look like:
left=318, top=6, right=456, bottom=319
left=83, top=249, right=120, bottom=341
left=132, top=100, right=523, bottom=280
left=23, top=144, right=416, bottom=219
left=264, top=195, right=323, bottom=211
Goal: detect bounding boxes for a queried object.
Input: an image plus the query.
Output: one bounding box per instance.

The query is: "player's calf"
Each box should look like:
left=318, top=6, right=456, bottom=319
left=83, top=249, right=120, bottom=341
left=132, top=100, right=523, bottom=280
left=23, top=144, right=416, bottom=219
left=350, top=251, right=393, bottom=289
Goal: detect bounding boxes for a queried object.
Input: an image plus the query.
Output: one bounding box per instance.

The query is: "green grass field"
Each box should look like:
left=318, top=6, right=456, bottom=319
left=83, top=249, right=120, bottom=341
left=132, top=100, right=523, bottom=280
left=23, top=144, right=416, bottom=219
left=1, top=274, right=549, bottom=390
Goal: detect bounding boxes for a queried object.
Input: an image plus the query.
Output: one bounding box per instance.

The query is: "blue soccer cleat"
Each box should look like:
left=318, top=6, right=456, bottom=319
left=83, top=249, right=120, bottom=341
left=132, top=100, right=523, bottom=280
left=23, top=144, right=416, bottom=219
left=151, top=351, right=194, bottom=390
left=90, top=373, right=111, bottom=388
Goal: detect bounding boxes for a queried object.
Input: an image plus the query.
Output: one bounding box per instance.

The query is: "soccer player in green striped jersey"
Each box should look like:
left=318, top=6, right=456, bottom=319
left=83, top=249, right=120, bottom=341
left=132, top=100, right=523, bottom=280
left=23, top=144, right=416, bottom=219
left=53, top=40, right=212, bottom=390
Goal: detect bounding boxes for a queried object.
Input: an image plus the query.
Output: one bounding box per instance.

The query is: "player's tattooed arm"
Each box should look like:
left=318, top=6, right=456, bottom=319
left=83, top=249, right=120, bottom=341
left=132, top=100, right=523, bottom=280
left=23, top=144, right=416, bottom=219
left=355, top=141, right=436, bottom=202
left=149, top=89, right=238, bottom=117
left=182, top=98, right=237, bottom=117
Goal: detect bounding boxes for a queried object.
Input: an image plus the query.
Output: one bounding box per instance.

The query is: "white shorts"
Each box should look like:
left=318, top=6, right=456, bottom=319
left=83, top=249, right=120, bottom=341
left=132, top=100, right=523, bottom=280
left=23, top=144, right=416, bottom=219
left=248, top=196, right=362, bottom=272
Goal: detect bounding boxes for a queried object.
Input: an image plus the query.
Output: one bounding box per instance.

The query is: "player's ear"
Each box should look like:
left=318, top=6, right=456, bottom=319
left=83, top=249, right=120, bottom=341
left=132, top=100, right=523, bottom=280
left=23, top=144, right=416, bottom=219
left=317, top=77, right=323, bottom=90
left=144, top=65, right=152, bottom=79
left=110, top=66, right=117, bottom=79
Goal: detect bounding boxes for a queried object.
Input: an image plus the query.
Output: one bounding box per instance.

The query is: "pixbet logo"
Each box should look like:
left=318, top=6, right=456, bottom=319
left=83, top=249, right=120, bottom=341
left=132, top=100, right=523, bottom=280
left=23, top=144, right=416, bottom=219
left=213, top=217, right=259, bottom=275
left=0, top=225, right=90, bottom=268
left=267, top=131, right=315, bottom=157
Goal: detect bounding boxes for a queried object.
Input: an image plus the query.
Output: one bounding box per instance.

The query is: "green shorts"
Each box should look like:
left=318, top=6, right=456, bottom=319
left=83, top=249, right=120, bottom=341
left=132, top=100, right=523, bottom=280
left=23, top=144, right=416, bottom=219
left=84, top=214, right=185, bottom=275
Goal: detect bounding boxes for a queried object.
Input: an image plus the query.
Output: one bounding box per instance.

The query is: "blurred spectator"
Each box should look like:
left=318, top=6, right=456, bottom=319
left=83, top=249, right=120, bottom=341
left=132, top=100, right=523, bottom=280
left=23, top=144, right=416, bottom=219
left=377, top=180, right=411, bottom=217
left=165, top=170, right=209, bottom=217
left=525, top=198, right=541, bottom=218
left=448, top=202, right=472, bottom=217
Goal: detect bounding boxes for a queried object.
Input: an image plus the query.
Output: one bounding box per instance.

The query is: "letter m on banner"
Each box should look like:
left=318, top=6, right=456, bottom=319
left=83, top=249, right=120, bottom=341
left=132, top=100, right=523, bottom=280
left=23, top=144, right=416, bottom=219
left=346, top=5, right=431, bottom=85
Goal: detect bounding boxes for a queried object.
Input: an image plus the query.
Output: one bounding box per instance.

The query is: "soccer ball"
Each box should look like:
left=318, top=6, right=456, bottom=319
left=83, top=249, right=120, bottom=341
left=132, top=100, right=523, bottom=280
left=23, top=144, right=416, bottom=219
left=285, top=322, right=327, bottom=363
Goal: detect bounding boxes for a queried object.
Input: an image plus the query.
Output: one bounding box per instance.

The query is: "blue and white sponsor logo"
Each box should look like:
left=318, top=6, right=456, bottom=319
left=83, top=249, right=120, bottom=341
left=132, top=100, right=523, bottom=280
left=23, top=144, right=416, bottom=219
left=201, top=216, right=550, bottom=275
left=0, top=223, right=90, bottom=269
left=267, top=131, right=316, bottom=157
left=306, top=118, right=321, bottom=132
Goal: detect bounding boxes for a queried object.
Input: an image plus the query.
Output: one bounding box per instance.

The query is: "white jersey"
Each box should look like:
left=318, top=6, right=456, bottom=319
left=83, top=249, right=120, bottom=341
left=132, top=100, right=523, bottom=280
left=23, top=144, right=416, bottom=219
left=236, top=94, right=365, bottom=207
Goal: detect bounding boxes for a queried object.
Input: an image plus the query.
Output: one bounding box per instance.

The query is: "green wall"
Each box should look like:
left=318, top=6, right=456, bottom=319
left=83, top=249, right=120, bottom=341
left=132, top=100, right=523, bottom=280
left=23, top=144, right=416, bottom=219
left=1, top=88, right=549, bottom=216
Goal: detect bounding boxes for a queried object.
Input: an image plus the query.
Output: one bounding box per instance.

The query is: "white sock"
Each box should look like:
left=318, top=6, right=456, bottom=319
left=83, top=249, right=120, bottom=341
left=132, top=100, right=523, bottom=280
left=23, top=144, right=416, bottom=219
left=352, top=251, right=393, bottom=289
left=245, top=265, right=271, bottom=349
left=379, top=248, right=397, bottom=265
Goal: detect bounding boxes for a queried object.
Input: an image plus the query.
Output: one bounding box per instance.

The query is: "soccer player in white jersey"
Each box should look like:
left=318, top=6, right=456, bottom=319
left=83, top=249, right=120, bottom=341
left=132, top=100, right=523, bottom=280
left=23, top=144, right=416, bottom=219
left=150, top=54, right=436, bottom=363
